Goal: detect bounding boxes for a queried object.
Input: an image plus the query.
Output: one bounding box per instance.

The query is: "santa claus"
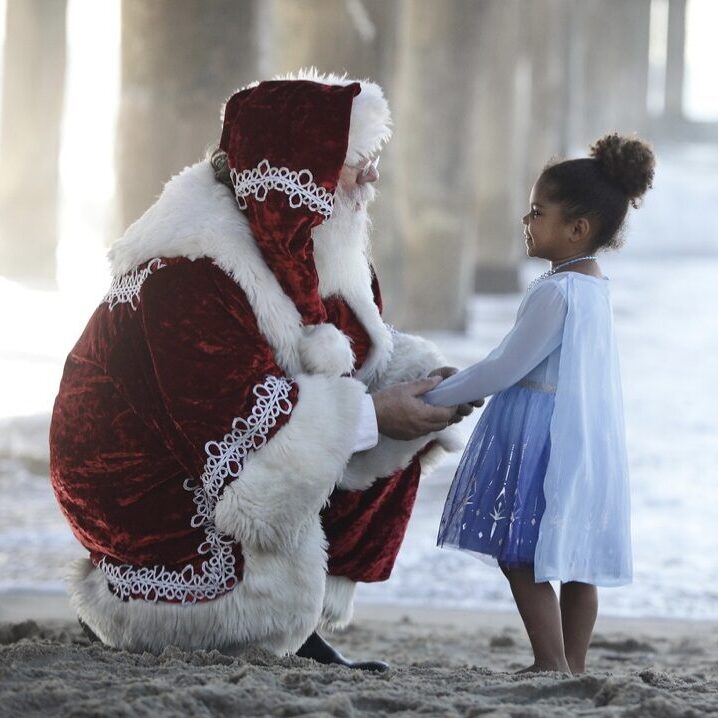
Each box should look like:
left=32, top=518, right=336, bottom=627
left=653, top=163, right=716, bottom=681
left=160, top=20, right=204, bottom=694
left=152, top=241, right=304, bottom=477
left=50, top=71, right=472, bottom=670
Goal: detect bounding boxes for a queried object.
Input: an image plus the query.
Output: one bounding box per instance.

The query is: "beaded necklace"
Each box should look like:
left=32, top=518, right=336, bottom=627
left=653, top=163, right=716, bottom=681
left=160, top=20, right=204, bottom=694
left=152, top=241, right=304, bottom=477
left=527, top=255, right=598, bottom=292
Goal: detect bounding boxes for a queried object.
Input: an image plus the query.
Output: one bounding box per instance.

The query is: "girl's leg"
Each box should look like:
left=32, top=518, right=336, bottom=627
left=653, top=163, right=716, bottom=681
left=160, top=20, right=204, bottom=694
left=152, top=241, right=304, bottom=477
left=560, top=581, right=598, bottom=674
left=502, top=565, right=570, bottom=672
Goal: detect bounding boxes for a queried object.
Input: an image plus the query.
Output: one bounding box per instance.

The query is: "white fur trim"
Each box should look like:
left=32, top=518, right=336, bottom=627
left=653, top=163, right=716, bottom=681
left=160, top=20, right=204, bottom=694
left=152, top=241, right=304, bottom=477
left=298, top=324, right=355, bottom=377
left=339, top=434, right=432, bottom=491
left=69, top=516, right=328, bottom=654
left=320, top=575, right=356, bottom=630
left=371, top=330, right=445, bottom=390
left=340, top=425, right=460, bottom=491
left=108, top=161, right=393, bottom=381
left=273, top=68, right=392, bottom=166
left=313, top=205, right=393, bottom=386
left=377, top=330, right=465, bottom=467
left=419, top=425, right=464, bottom=473
left=109, top=162, right=305, bottom=376
left=214, top=374, right=366, bottom=552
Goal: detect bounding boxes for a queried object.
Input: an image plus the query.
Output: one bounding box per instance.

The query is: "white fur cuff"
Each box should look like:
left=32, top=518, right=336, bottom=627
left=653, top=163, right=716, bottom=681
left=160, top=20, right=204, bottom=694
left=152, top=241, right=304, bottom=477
left=339, top=434, right=430, bottom=491
left=215, top=373, right=366, bottom=552
left=369, top=331, right=445, bottom=391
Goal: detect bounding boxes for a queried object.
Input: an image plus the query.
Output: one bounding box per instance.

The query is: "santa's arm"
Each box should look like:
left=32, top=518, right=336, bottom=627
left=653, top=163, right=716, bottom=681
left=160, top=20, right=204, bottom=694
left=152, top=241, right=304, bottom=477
left=136, top=260, right=366, bottom=552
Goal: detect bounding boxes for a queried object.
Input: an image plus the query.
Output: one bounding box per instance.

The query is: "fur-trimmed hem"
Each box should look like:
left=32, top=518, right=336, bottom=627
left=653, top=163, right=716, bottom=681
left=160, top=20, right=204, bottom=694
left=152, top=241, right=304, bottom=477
left=69, top=510, right=329, bottom=655
left=214, top=374, right=366, bottom=552
left=320, top=575, right=356, bottom=630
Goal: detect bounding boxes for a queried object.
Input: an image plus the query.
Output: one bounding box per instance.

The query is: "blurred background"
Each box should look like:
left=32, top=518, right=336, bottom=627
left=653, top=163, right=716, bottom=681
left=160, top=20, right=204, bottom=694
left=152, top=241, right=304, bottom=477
left=1, top=0, right=717, bottom=620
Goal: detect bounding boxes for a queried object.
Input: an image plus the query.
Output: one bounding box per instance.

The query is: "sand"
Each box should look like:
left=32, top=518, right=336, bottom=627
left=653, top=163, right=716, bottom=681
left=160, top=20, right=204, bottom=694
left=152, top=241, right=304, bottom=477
left=1, top=595, right=716, bottom=717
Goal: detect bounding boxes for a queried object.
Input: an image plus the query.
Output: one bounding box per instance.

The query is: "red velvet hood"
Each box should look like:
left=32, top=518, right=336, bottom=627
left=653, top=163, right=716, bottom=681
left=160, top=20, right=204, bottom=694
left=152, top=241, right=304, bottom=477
left=220, top=80, right=360, bottom=327
left=110, top=74, right=394, bottom=382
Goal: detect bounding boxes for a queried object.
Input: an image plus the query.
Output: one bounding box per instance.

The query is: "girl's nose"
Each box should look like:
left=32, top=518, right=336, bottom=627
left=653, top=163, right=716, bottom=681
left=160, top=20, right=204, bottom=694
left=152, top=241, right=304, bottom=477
left=521, top=213, right=529, bottom=225
left=357, top=163, right=379, bottom=185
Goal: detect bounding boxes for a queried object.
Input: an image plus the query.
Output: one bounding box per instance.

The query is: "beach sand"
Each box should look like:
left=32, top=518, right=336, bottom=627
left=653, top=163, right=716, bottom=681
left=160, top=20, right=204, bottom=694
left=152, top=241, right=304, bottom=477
left=1, top=594, right=716, bottom=717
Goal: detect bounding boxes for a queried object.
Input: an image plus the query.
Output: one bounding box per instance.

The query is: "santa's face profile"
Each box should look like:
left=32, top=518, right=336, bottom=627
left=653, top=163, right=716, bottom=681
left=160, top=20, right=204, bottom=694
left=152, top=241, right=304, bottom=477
left=337, top=154, right=379, bottom=210
left=313, top=155, right=379, bottom=280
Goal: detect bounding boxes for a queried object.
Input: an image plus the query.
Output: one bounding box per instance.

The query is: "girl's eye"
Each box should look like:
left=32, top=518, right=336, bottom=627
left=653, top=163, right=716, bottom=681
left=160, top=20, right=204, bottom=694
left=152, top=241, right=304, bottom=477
left=531, top=209, right=541, bottom=218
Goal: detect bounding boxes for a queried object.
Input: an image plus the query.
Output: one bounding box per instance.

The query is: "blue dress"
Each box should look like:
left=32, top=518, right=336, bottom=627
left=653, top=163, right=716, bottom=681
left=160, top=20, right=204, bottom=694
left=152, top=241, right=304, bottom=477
left=424, top=273, right=632, bottom=586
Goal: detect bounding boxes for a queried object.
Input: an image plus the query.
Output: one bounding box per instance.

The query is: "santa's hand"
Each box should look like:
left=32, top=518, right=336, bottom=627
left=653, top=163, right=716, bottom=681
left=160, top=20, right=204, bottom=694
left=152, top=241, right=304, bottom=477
left=371, top=376, right=457, bottom=440
left=428, top=366, right=484, bottom=421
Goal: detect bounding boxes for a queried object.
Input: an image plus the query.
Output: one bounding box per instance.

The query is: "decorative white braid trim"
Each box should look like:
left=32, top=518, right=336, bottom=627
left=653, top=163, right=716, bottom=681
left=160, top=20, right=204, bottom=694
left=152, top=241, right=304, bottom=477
left=103, top=258, right=166, bottom=311
left=98, top=375, right=294, bottom=604
left=230, top=159, right=334, bottom=218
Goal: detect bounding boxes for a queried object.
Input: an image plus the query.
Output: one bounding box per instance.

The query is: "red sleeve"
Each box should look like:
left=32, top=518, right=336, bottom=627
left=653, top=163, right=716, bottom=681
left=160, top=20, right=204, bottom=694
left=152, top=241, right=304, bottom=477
left=108, top=257, right=297, bottom=481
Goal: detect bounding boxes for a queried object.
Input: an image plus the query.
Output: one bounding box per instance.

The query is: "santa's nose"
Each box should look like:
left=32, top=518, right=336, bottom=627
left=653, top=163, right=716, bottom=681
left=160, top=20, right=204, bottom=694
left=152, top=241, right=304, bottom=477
left=357, top=164, right=379, bottom=185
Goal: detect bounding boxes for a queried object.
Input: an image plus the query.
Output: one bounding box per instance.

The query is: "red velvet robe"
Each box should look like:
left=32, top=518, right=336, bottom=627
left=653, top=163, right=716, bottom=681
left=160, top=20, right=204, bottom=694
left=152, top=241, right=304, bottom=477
left=50, top=255, right=421, bottom=603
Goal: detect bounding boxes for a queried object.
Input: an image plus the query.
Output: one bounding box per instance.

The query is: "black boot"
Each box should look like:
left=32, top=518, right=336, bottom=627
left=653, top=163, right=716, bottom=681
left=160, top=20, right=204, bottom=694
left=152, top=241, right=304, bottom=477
left=77, top=617, right=101, bottom=643
left=296, top=631, right=389, bottom=672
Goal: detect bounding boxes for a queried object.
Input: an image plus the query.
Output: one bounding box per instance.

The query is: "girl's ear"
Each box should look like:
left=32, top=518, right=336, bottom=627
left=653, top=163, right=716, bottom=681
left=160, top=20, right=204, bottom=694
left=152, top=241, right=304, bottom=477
left=569, top=217, right=591, bottom=244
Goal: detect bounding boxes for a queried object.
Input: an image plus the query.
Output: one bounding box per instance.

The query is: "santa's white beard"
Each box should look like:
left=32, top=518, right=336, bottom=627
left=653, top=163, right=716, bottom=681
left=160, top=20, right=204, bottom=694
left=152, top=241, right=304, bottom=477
left=313, top=185, right=375, bottom=298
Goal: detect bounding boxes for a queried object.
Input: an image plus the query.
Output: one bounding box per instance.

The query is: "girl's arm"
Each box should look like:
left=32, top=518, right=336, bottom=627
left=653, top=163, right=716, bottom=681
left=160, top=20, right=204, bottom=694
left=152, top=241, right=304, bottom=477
left=423, top=281, right=568, bottom=407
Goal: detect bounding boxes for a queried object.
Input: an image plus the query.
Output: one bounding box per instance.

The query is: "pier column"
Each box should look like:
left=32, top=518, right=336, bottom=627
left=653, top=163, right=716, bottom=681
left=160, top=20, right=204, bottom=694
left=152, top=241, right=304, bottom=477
left=393, top=0, right=481, bottom=329
left=117, top=0, right=262, bottom=231
left=0, top=0, right=66, bottom=283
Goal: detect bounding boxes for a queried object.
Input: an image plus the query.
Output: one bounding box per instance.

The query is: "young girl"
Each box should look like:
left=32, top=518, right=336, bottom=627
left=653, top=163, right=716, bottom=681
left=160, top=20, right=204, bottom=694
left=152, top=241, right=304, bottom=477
left=424, top=133, right=655, bottom=674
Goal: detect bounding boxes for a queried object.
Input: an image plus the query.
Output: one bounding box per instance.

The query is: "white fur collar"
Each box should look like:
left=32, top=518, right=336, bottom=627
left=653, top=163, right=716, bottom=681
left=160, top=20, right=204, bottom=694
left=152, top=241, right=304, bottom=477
left=314, top=218, right=392, bottom=386
left=109, top=161, right=392, bottom=382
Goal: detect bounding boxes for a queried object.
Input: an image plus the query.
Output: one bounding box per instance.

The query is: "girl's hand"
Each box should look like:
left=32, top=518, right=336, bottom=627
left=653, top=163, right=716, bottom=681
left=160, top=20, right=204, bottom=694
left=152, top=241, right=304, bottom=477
left=428, top=366, right=485, bottom=421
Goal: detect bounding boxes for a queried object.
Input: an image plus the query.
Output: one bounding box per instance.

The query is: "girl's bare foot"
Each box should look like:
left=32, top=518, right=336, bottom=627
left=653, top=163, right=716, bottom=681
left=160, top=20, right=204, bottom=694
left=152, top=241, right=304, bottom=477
left=516, top=663, right=541, bottom=674
left=515, top=661, right=570, bottom=674
left=515, top=663, right=539, bottom=675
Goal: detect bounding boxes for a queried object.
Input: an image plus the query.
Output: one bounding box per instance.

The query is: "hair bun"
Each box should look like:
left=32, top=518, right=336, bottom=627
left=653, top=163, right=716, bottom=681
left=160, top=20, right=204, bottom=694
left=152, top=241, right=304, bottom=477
left=590, top=133, right=655, bottom=206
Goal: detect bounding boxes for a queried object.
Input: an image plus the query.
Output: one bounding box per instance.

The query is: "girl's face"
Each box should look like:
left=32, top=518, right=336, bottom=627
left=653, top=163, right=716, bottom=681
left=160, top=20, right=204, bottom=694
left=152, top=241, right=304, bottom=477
left=521, top=180, right=575, bottom=260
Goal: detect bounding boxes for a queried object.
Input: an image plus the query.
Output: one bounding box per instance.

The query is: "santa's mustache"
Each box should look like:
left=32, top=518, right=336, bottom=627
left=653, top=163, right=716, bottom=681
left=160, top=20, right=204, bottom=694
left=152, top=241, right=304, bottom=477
left=335, top=181, right=376, bottom=210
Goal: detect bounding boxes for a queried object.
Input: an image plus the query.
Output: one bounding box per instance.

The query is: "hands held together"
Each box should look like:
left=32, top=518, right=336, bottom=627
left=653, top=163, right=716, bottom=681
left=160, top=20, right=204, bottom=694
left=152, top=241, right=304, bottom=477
left=371, top=367, right=484, bottom=441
